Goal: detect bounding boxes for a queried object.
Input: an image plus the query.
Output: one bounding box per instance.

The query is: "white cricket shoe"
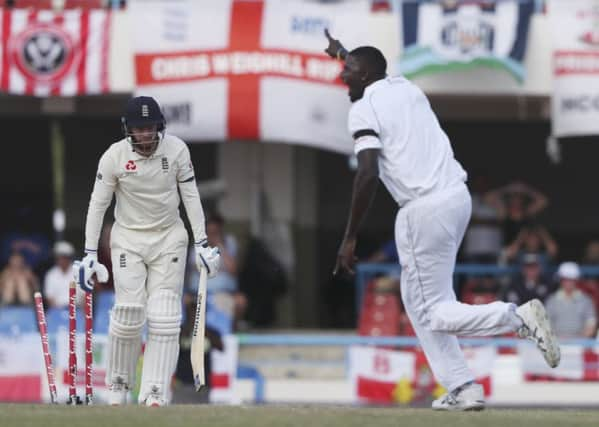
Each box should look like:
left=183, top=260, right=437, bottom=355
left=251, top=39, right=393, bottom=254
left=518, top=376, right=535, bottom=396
left=107, top=377, right=128, bottom=406
left=516, top=299, right=561, bottom=368
left=144, top=385, right=166, bottom=407
left=432, top=382, right=485, bottom=411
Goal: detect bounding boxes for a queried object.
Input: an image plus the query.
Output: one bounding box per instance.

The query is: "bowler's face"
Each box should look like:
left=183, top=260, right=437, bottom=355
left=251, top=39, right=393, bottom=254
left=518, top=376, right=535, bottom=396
left=340, top=55, right=366, bottom=102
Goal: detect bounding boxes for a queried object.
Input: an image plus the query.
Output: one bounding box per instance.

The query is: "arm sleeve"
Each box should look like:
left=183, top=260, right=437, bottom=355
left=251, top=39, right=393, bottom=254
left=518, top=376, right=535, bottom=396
left=582, top=297, right=597, bottom=325
left=84, top=151, right=116, bottom=252
left=177, top=144, right=207, bottom=243
left=348, top=100, right=383, bottom=155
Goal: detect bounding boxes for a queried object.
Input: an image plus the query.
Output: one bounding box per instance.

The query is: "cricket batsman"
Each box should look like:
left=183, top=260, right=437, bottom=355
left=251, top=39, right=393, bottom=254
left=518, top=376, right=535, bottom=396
left=74, top=96, right=220, bottom=406
left=325, top=30, right=561, bottom=411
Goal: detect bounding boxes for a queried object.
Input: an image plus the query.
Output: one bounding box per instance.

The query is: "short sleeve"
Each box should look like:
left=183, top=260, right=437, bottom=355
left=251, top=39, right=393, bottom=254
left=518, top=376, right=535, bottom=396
left=176, top=143, right=195, bottom=182
left=96, top=150, right=117, bottom=187
left=348, top=99, right=383, bottom=155
left=582, top=296, right=597, bottom=323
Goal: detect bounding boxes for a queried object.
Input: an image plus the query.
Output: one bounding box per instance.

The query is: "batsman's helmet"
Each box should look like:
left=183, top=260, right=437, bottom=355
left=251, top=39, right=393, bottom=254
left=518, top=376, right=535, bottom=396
left=122, top=96, right=166, bottom=156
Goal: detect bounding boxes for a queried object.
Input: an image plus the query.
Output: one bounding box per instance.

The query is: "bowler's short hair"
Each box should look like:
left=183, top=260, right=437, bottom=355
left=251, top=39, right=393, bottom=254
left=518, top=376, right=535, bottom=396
left=350, top=46, right=387, bottom=76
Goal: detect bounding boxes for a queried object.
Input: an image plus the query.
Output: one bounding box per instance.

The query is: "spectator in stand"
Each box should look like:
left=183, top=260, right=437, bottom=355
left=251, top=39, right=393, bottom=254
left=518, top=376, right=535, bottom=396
left=43, top=241, right=85, bottom=308
left=0, top=251, right=38, bottom=305
left=583, top=240, right=599, bottom=265
left=484, top=181, right=548, bottom=245
left=503, top=225, right=558, bottom=268
left=502, top=253, right=553, bottom=306
left=462, top=176, right=503, bottom=263
left=187, top=213, right=246, bottom=328
left=579, top=240, right=599, bottom=313
left=545, top=262, right=597, bottom=338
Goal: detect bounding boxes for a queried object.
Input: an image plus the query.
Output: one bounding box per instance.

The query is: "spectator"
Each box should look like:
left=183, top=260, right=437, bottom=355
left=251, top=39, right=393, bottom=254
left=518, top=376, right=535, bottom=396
left=503, top=225, right=558, bottom=267
left=187, top=213, right=246, bottom=327
left=462, top=176, right=503, bottom=263
left=43, top=241, right=85, bottom=308
left=485, top=181, right=548, bottom=245
left=545, top=262, right=597, bottom=338
left=0, top=251, right=38, bottom=305
left=583, top=240, right=599, bottom=265
left=502, top=253, right=553, bottom=306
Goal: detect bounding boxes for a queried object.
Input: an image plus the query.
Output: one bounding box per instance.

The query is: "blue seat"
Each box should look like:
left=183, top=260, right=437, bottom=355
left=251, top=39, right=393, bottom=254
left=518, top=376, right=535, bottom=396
left=93, top=291, right=115, bottom=334
left=94, top=306, right=111, bottom=334
left=46, top=307, right=69, bottom=334
left=205, top=298, right=232, bottom=336
left=0, top=306, right=38, bottom=335
left=95, top=291, right=115, bottom=312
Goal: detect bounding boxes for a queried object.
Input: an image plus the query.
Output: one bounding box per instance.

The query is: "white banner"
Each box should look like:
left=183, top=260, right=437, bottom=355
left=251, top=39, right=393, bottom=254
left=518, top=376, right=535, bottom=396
left=549, top=0, right=599, bottom=137
left=130, top=0, right=370, bottom=153
left=210, top=335, right=239, bottom=403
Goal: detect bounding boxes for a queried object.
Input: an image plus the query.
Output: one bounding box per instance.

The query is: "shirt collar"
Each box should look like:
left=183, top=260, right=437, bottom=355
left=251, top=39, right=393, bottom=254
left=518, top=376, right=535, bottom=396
left=363, top=77, right=389, bottom=98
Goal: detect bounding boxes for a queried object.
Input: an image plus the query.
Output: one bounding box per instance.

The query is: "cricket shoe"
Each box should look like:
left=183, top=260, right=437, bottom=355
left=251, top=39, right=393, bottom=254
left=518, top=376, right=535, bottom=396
left=516, top=299, right=561, bottom=368
left=145, top=385, right=166, bottom=407
left=432, top=382, right=485, bottom=411
left=107, top=377, right=128, bottom=406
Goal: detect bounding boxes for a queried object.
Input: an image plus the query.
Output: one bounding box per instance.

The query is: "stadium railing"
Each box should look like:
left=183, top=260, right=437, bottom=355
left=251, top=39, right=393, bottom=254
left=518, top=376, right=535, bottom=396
left=355, top=262, right=599, bottom=317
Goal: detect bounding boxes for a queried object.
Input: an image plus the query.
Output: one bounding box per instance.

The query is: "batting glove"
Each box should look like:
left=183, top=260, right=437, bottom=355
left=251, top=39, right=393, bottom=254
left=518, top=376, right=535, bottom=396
left=195, top=240, right=220, bottom=278
left=73, top=251, right=109, bottom=293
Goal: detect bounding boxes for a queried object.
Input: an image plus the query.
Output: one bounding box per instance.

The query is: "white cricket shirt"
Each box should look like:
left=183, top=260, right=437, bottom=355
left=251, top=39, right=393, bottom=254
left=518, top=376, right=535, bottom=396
left=349, top=76, right=467, bottom=207
left=44, top=265, right=85, bottom=307
left=84, top=134, right=206, bottom=251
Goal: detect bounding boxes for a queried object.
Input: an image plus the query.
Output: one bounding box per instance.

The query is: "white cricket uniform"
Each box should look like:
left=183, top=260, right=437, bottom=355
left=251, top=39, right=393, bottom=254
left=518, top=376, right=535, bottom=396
left=350, top=77, right=521, bottom=392
left=84, top=133, right=207, bottom=403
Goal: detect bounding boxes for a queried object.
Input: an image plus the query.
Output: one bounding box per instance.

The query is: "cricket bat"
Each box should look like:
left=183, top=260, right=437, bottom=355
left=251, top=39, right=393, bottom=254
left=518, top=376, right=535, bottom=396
left=190, top=267, right=208, bottom=391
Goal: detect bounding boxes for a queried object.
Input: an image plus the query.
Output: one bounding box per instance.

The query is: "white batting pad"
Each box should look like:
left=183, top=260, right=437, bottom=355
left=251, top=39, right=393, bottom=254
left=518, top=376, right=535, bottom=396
left=138, top=289, right=182, bottom=405
left=106, top=304, right=145, bottom=389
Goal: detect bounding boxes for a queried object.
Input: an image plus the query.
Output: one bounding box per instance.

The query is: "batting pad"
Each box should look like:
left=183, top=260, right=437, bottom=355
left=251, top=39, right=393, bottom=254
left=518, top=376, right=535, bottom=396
left=138, top=289, right=181, bottom=405
left=106, top=304, right=145, bottom=389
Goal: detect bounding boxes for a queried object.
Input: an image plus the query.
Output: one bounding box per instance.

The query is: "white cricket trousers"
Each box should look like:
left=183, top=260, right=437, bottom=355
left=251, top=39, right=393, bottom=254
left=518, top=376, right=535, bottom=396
left=108, top=219, right=188, bottom=403
left=110, top=220, right=188, bottom=304
left=395, top=183, right=520, bottom=392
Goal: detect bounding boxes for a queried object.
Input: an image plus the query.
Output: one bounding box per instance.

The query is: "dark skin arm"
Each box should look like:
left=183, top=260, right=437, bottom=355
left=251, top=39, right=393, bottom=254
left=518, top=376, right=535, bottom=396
left=324, top=29, right=348, bottom=60
left=334, top=149, right=380, bottom=276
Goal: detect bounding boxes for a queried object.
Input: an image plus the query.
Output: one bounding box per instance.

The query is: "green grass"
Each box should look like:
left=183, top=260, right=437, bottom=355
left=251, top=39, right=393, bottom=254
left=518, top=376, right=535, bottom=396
left=0, top=404, right=598, bottom=427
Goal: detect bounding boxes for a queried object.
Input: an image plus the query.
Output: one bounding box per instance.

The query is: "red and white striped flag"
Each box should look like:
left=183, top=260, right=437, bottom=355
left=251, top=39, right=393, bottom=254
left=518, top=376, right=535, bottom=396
left=0, top=8, right=111, bottom=96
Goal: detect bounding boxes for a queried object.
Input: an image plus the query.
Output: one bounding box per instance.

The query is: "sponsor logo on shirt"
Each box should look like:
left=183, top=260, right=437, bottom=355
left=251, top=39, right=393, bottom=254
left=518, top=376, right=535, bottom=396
left=119, top=253, right=126, bottom=268
left=162, top=157, right=169, bottom=173
left=96, top=172, right=103, bottom=181
left=125, top=160, right=137, bottom=173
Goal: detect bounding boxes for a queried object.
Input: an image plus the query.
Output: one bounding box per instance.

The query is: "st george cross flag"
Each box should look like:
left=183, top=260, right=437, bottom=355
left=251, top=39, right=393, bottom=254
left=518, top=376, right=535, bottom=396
left=130, top=0, right=370, bottom=153
left=549, top=0, right=599, bottom=137
left=400, top=0, right=534, bottom=82
left=349, top=346, right=495, bottom=404
left=0, top=8, right=111, bottom=96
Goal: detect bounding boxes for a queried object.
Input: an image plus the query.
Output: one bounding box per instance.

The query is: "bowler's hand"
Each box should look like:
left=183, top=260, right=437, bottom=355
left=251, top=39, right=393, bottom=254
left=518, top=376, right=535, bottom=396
left=334, top=236, right=358, bottom=276
left=324, top=28, right=348, bottom=60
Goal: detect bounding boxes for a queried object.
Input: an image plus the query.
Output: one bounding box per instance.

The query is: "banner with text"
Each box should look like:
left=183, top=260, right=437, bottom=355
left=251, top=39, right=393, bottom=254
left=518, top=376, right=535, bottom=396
left=400, top=0, right=534, bottom=82
left=130, top=0, right=370, bottom=153
left=549, top=0, right=599, bottom=137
